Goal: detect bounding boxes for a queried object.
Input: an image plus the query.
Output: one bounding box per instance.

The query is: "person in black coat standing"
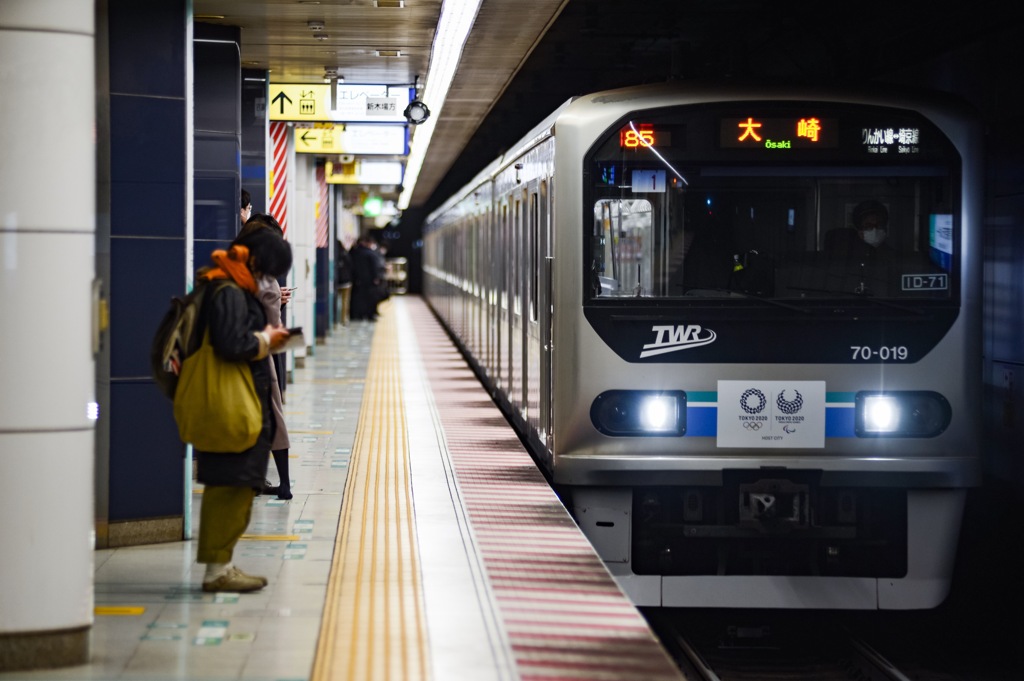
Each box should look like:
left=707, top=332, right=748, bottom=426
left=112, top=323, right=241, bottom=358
left=335, top=239, right=353, bottom=325
left=349, top=232, right=381, bottom=321
left=193, top=227, right=292, bottom=593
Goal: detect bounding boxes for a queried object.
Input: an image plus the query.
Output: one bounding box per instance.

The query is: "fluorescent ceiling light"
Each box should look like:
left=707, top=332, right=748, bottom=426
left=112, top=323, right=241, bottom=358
left=398, top=0, right=482, bottom=210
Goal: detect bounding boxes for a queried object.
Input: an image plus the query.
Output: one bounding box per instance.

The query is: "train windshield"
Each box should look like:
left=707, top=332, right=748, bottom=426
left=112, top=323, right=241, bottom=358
left=585, top=102, right=960, bottom=303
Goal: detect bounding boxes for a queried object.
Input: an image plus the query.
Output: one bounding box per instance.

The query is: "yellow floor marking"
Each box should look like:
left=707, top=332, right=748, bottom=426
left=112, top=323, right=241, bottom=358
left=95, top=606, right=145, bottom=616
left=300, top=377, right=366, bottom=385
left=239, top=534, right=300, bottom=541
left=311, top=303, right=429, bottom=681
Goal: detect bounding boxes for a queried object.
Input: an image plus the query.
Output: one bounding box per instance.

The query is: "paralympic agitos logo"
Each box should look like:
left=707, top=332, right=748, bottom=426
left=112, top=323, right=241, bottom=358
left=640, top=324, right=717, bottom=358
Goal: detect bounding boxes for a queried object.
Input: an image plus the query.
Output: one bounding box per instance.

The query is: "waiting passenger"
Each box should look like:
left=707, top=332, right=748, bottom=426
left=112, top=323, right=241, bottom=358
left=240, top=188, right=252, bottom=228
left=350, top=232, right=382, bottom=321
left=193, top=227, right=292, bottom=593
left=240, top=214, right=293, bottom=501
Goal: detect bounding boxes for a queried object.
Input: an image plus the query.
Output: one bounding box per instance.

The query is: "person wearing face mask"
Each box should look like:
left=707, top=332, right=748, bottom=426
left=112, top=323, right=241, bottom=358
left=823, top=200, right=897, bottom=295
left=826, top=200, right=893, bottom=258
left=852, top=200, right=890, bottom=249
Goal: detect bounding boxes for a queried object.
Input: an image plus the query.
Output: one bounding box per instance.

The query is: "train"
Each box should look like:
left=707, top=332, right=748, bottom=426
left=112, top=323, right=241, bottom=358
left=422, top=82, right=983, bottom=609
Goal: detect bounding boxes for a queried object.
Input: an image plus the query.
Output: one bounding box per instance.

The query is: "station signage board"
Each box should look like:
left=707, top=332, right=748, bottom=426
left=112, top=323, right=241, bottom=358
left=293, top=123, right=408, bottom=155
left=325, top=160, right=404, bottom=185
left=269, top=83, right=412, bottom=123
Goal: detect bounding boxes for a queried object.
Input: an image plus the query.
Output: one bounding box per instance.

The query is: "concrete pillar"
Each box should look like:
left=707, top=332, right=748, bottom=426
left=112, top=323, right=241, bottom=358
left=0, top=0, right=96, bottom=669
left=292, top=153, right=316, bottom=361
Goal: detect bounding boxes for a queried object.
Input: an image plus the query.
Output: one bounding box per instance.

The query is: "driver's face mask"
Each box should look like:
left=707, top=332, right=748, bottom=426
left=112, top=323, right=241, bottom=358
left=862, top=228, right=887, bottom=247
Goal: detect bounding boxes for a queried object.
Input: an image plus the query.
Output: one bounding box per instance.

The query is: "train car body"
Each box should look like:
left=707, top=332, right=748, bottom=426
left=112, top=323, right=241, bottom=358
left=423, top=83, right=983, bottom=609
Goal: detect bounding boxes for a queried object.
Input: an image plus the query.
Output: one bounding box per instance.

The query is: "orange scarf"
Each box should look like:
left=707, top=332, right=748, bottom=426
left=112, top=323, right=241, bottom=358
left=200, top=245, right=258, bottom=294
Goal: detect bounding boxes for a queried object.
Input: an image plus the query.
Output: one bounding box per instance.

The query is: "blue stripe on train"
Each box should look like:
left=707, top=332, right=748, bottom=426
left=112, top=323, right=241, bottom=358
left=685, top=406, right=855, bottom=438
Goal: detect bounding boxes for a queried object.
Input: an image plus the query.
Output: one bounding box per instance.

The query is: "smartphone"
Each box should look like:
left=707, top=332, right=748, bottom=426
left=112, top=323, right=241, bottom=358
left=286, top=326, right=302, bottom=335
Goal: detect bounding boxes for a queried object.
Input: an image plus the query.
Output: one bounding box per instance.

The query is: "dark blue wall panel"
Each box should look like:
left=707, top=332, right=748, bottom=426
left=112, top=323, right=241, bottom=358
left=109, top=383, right=184, bottom=521
left=110, top=180, right=186, bottom=239
left=107, top=0, right=190, bottom=525
left=110, top=237, right=185, bottom=378
left=109, top=94, right=186, bottom=187
left=194, top=174, right=239, bottom=243
left=109, top=0, right=186, bottom=98
left=316, top=248, right=329, bottom=337
left=242, top=69, right=269, bottom=213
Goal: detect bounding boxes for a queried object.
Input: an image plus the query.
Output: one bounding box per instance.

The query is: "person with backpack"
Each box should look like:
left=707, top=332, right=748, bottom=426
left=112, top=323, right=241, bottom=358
left=192, top=226, right=292, bottom=593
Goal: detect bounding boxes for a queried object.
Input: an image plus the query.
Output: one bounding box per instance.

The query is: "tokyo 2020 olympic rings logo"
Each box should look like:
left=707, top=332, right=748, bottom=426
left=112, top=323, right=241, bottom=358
left=776, top=390, right=804, bottom=415
left=740, top=389, right=767, bottom=414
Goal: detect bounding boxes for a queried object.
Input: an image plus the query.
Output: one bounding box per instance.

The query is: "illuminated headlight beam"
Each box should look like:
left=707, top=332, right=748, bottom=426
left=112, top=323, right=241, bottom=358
left=863, top=395, right=899, bottom=432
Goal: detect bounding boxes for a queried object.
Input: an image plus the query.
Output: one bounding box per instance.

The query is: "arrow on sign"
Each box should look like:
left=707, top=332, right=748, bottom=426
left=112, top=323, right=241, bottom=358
left=300, top=130, right=316, bottom=145
left=272, top=91, right=293, bottom=114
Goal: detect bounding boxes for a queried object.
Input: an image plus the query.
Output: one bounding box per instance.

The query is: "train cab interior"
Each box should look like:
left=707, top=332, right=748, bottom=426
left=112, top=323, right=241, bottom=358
left=590, top=177, right=954, bottom=304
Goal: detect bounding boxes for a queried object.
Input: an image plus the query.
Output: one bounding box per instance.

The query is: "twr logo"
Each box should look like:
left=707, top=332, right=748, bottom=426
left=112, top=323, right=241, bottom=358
left=640, top=325, right=717, bottom=358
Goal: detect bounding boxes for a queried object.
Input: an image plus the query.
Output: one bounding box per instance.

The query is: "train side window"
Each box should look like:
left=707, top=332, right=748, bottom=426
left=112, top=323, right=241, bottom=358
left=591, top=198, right=653, bottom=297
left=530, top=191, right=539, bottom=321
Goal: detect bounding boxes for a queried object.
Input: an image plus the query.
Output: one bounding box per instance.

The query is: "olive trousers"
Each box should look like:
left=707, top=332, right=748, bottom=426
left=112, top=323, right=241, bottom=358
left=197, top=485, right=256, bottom=564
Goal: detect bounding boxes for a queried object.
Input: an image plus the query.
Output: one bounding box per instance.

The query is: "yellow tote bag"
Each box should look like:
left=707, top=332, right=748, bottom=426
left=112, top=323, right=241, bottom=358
left=173, top=330, right=261, bottom=452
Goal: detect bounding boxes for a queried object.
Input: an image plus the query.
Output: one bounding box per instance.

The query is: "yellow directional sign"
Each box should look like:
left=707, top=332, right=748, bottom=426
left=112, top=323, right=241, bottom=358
left=325, top=160, right=404, bottom=185
left=269, top=83, right=411, bottom=123
left=293, top=123, right=407, bottom=155
left=269, top=84, right=329, bottom=121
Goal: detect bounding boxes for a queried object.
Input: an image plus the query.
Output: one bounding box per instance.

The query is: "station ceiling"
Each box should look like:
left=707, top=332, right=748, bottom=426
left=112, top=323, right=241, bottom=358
left=193, top=0, right=570, bottom=211
left=193, top=1, right=1014, bottom=217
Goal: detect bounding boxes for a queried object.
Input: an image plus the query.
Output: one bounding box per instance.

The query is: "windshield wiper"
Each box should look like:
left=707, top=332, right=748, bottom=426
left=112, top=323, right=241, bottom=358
left=684, top=288, right=809, bottom=313
left=785, top=286, right=924, bottom=314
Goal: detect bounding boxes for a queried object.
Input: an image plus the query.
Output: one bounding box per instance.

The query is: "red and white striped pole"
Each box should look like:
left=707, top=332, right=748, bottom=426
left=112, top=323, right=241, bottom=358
left=315, top=163, right=329, bottom=248
left=269, top=121, right=289, bottom=237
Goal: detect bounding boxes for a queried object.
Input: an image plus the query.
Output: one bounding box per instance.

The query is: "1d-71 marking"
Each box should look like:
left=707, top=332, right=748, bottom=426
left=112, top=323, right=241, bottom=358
left=901, top=273, right=948, bottom=290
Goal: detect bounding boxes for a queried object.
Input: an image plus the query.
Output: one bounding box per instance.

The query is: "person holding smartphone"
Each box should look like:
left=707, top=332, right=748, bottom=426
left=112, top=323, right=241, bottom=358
left=239, top=213, right=294, bottom=500
left=193, top=225, right=292, bottom=592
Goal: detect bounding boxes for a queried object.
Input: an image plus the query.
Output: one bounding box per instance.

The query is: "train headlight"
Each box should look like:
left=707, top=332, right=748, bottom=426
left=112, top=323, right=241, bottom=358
left=855, top=391, right=951, bottom=437
left=591, top=390, right=686, bottom=436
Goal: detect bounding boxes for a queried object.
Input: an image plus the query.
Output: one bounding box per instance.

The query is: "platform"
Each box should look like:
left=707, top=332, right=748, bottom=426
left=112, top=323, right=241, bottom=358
left=0, top=296, right=683, bottom=681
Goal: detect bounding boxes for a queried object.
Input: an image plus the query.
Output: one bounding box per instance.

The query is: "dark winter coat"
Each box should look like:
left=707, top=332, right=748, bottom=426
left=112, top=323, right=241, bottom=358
left=349, top=243, right=381, bottom=320
left=194, top=281, right=273, bottom=488
left=336, top=246, right=353, bottom=286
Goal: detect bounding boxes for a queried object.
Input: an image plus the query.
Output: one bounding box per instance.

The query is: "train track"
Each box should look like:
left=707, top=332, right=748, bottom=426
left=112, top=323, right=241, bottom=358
left=645, top=609, right=962, bottom=681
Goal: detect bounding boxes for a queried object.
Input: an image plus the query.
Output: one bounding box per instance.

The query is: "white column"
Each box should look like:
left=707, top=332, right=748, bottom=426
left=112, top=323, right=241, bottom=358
left=291, top=153, right=316, bottom=359
left=0, top=0, right=96, bottom=669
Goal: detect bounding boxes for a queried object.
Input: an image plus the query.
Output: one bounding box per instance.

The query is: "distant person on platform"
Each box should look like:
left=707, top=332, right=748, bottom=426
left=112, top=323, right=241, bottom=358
left=349, top=232, right=381, bottom=321
left=240, top=189, right=252, bottom=229
left=335, top=239, right=353, bottom=326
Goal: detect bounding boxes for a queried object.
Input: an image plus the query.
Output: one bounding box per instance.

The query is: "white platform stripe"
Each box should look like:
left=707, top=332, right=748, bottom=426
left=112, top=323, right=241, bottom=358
left=403, top=299, right=685, bottom=681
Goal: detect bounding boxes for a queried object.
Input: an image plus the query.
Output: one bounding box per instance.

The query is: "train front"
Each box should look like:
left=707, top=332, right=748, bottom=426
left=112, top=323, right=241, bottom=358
left=551, top=85, right=983, bottom=609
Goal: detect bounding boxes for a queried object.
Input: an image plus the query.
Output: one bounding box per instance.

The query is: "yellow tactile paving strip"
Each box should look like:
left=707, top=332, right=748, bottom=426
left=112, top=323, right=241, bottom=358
left=311, top=305, right=429, bottom=681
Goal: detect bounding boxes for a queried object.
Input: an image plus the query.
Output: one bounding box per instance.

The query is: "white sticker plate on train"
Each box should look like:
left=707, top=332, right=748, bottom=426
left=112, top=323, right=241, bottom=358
left=717, top=381, right=826, bottom=448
